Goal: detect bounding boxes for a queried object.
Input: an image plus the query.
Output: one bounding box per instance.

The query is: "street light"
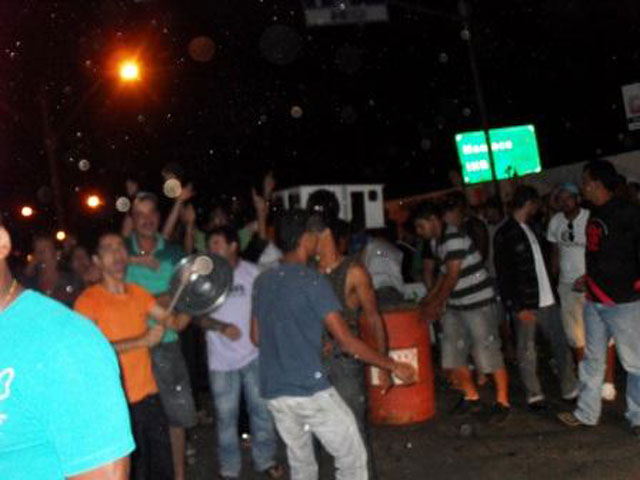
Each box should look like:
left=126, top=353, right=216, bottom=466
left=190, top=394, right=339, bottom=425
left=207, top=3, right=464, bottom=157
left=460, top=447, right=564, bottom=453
left=55, top=230, right=67, bottom=241
left=86, top=194, right=102, bottom=209
left=21, top=206, right=34, bottom=218
left=119, top=60, right=141, bottom=82
left=41, top=49, right=146, bottom=230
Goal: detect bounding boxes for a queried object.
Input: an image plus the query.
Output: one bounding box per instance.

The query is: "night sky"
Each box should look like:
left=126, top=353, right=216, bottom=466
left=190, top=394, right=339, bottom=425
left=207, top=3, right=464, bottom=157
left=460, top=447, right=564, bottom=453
left=2, top=0, right=640, bottom=234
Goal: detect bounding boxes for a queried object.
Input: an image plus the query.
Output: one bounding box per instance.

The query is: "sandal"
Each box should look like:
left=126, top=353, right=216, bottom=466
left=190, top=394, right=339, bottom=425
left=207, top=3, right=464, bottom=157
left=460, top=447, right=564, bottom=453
left=557, top=411, right=586, bottom=427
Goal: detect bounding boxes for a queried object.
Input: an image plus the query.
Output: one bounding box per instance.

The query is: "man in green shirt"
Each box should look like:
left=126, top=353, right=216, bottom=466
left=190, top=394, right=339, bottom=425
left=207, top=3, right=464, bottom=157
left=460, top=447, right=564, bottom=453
left=125, top=192, right=198, bottom=480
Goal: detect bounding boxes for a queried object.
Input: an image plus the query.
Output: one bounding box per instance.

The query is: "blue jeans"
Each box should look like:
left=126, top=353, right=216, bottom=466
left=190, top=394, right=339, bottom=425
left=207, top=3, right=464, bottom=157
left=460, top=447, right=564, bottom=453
left=575, top=300, right=640, bottom=426
left=209, top=359, right=277, bottom=477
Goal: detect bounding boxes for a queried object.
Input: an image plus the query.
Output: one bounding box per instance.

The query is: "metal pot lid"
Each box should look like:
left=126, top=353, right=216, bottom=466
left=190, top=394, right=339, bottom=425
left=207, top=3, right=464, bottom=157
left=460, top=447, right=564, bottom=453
left=168, top=253, right=233, bottom=315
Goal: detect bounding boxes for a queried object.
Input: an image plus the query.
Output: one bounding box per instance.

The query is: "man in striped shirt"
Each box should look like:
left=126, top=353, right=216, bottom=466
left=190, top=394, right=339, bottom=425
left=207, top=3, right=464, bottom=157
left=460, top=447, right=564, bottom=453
left=415, top=202, right=510, bottom=423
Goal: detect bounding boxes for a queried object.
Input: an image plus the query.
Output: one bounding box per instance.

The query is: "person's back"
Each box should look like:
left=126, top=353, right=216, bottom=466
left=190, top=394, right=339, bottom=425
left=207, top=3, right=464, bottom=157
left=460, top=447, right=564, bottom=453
left=253, top=263, right=333, bottom=399
left=363, top=238, right=404, bottom=302
left=0, top=290, right=134, bottom=478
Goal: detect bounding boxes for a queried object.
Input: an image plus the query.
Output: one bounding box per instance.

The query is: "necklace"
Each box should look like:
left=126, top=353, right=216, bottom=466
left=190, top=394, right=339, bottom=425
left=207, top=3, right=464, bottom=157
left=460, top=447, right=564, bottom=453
left=0, top=279, right=18, bottom=311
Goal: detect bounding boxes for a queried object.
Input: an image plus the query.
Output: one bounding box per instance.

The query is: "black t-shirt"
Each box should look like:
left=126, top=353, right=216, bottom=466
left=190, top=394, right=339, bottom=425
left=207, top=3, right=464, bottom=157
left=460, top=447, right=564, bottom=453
left=586, top=198, right=640, bottom=304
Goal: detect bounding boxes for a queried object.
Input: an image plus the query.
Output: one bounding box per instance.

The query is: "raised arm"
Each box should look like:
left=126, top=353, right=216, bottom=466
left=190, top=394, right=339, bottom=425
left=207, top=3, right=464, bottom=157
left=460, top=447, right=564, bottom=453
left=161, top=183, right=195, bottom=240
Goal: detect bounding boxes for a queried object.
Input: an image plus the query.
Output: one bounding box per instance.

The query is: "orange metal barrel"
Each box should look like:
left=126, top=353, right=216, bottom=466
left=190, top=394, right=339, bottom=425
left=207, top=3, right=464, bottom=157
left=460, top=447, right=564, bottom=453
left=361, top=305, right=435, bottom=425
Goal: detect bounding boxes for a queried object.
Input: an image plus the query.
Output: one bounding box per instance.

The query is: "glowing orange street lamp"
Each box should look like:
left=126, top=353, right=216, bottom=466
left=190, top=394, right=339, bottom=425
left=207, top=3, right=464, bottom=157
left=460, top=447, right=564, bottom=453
left=21, top=206, right=34, bottom=218
left=86, top=194, right=102, bottom=209
left=119, top=60, right=141, bottom=82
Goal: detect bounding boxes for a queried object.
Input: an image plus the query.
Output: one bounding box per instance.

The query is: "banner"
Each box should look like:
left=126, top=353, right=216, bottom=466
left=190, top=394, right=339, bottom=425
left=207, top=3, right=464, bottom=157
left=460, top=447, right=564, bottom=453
left=302, top=0, right=388, bottom=27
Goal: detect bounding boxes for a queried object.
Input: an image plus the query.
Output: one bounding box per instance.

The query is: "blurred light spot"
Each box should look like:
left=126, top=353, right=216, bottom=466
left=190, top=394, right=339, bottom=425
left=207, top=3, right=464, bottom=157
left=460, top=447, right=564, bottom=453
left=163, top=178, right=182, bottom=199
left=116, top=197, right=131, bottom=213
left=21, top=206, right=34, bottom=217
left=78, top=159, right=90, bottom=171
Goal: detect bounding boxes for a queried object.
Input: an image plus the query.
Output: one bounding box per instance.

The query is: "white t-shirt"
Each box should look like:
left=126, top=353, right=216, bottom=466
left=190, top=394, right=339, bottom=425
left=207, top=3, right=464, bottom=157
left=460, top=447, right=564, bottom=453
left=546, top=208, right=589, bottom=284
left=520, top=222, right=555, bottom=308
left=206, top=260, right=260, bottom=371
left=363, top=238, right=404, bottom=293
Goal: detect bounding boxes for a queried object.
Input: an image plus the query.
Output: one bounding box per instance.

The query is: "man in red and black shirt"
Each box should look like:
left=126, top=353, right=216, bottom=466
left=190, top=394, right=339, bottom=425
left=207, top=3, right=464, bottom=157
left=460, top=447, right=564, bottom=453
left=559, top=160, right=640, bottom=435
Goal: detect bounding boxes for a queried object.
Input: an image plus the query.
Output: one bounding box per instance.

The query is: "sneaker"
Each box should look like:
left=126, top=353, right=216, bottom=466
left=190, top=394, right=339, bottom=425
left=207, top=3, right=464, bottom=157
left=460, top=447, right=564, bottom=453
left=487, top=403, right=511, bottom=425
left=526, top=400, right=549, bottom=413
left=602, top=382, right=617, bottom=402
left=562, top=388, right=579, bottom=402
left=557, top=411, right=588, bottom=427
left=450, top=397, right=483, bottom=416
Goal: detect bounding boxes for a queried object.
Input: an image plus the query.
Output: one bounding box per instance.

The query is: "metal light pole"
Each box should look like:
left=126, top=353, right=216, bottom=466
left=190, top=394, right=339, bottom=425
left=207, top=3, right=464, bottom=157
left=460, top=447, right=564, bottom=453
left=40, top=58, right=142, bottom=229
left=390, top=0, right=503, bottom=208
left=458, top=1, right=502, bottom=207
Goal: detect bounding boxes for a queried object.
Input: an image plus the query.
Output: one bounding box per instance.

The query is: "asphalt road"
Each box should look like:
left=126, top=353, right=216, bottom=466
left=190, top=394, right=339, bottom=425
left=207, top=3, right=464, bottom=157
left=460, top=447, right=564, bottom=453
left=187, top=362, right=640, bottom=480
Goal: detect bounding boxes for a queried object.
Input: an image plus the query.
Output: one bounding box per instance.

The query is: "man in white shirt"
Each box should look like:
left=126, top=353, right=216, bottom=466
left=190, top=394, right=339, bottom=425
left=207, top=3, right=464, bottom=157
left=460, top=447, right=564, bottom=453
left=547, top=183, right=616, bottom=401
left=195, top=226, right=282, bottom=480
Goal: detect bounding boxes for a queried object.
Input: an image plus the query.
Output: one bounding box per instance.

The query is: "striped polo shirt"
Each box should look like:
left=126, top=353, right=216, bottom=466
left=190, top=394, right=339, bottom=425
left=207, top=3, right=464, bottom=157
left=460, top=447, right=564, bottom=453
left=433, top=223, right=495, bottom=310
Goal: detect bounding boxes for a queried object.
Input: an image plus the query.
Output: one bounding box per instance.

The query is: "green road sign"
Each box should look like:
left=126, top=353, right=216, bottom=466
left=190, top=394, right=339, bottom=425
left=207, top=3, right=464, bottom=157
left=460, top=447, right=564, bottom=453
left=455, top=124, right=542, bottom=185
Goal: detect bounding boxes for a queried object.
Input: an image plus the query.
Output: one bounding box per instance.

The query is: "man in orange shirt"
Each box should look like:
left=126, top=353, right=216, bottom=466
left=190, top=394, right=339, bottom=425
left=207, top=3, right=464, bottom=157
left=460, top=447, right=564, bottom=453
left=75, top=232, right=180, bottom=480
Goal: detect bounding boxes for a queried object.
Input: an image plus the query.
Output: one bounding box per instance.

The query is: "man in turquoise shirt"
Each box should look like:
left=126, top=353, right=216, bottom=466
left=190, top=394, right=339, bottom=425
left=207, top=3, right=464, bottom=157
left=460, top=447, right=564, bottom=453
left=125, top=192, right=197, bottom=480
left=0, top=219, right=134, bottom=479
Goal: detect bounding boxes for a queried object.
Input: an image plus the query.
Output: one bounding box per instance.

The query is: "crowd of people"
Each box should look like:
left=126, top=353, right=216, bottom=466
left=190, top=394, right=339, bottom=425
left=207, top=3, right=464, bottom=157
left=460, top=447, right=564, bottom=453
left=2, top=158, right=640, bottom=479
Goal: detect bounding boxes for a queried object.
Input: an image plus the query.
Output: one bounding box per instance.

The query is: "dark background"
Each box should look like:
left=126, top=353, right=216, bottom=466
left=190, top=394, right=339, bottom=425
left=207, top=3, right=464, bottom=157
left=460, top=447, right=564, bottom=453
left=1, top=0, right=640, bottom=235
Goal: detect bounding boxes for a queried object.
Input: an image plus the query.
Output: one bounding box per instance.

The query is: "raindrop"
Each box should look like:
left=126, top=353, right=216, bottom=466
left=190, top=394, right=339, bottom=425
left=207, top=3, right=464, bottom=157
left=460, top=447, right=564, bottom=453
left=37, top=186, right=53, bottom=204
left=259, top=25, right=302, bottom=66
left=76, top=131, right=83, bottom=138
left=137, top=114, right=146, bottom=123
left=163, top=178, right=183, bottom=199
left=438, top=52, right=449, bottom=63
left=78, top=159, right=91, bottom=171
left=420, top=139, right=432, bottom=151
left=259, top=114, right=268, bottom=123
left=462, top=107, right=472, bottom=117
left=188, top=36, right=216, bottom=62
left=116, top=197, right=131, bottom=213
left=339, top=105, right=358, bottom=124
left=335, top=44, right=363, bottom=74
left=290, top=105, right=303, bottom=119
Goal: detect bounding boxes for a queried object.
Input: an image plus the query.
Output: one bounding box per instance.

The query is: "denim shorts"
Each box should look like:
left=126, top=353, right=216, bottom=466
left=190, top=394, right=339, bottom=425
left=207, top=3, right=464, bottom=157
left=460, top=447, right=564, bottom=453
left=441, top=302, right=504, bottom=374
left=151, top=341, right=198, bottom=428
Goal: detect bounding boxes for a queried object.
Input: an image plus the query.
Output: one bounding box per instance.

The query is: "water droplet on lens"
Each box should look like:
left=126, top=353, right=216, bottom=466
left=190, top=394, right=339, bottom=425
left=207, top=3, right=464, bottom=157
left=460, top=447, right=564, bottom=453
left=78, top=159, right=90, bottom=171
left=116, top=197, right=131, bottom=212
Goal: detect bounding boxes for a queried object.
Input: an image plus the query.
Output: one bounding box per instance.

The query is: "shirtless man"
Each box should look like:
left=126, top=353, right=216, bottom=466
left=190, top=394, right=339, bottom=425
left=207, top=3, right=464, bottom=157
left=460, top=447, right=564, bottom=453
left=308, top=191, right=388, bottom=478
